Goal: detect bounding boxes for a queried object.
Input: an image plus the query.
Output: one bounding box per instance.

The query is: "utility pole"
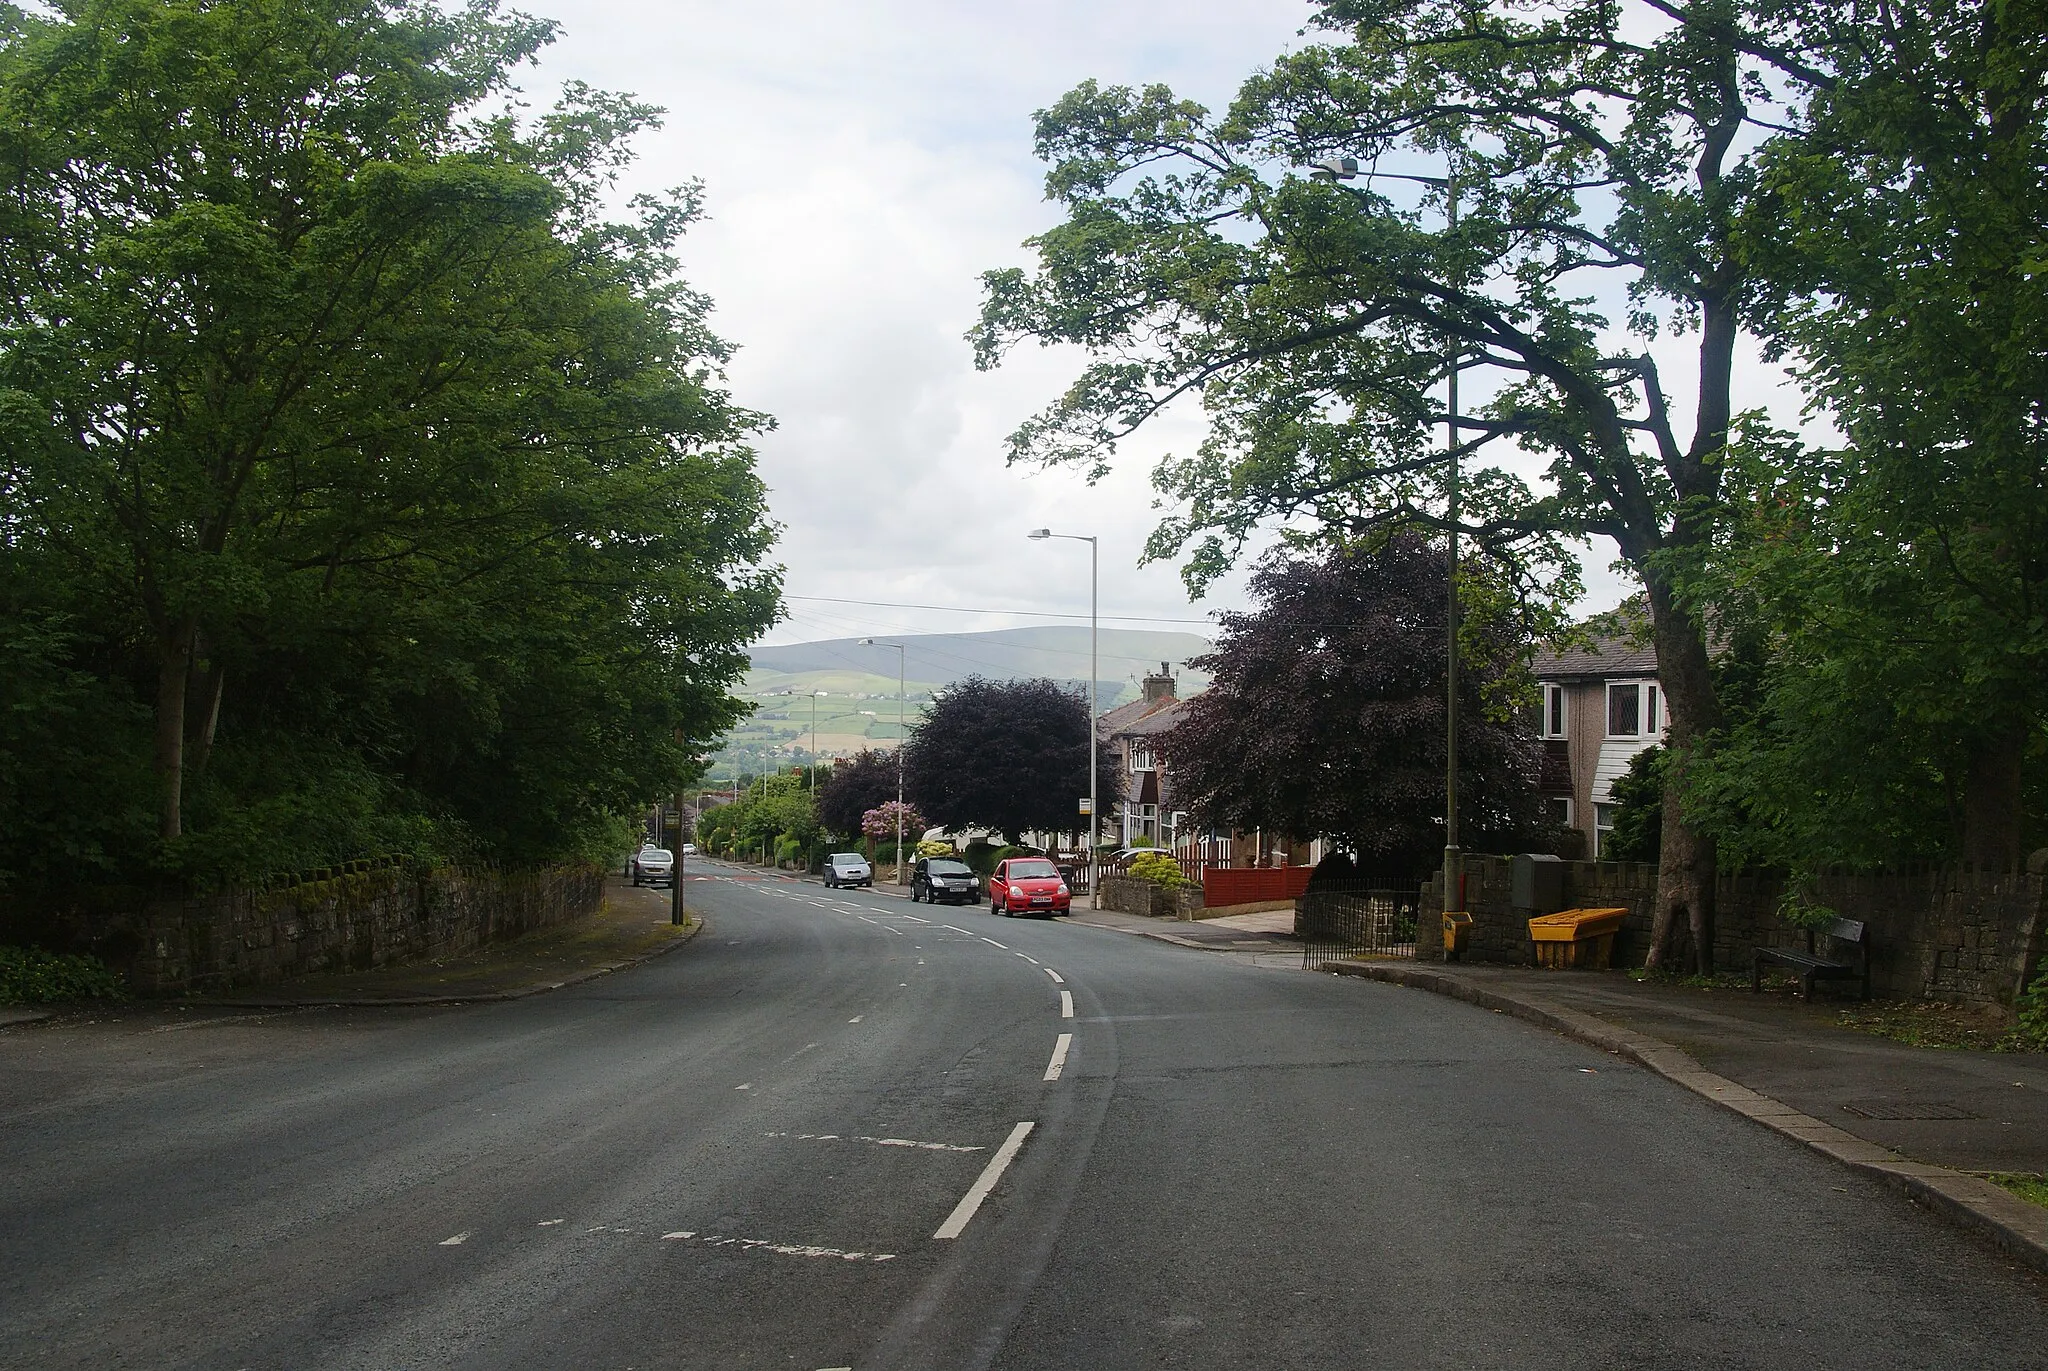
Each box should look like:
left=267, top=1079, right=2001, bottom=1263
left=1028, top=529, right=1099, bottom=873
left=861, top=639, right=908, bottom=884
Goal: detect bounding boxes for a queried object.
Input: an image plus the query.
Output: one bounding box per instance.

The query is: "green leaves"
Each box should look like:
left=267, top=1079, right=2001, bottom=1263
left=0, top=1, right=779, bottom=886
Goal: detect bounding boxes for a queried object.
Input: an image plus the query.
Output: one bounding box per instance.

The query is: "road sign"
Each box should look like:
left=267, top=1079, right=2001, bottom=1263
left=1077, top=797, right=1093, bottom=815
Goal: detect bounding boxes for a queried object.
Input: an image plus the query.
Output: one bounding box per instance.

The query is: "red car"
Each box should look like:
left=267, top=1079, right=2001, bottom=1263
left=989, top=857, right=1071, bottom=918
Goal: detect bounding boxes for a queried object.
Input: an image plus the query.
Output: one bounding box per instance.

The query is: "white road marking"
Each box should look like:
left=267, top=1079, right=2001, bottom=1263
left=939, top=924, right=973, bottom=934
left=934, top=1121, right=1035, bottom=1240
left=537, top=1219, right=564, bottom=1226
left=855, top=916, right=905, bottom=935
left=1059, top=990, right=1074, bottom=1019
left=981, top=937, right=1008, bottom=948
left=763, top=1131, right=986, bottom=1153
left=1044, top=967, right=1064, bottom=984
left=735, top=1083, right=752, bottom=1091
left=1043, top=1033, right=1073, bottom=1081
left=662, top=1231, right=896, bottom=1262
left=848, top=1015, right=864, bottom=1023
left=900, top=914, right=929, bottom=923
left=439, top=1232, right=470, bottom=1246
left=1015, top=952, right=1039, bottom=964
left=917, top=959, right=926, bottom=965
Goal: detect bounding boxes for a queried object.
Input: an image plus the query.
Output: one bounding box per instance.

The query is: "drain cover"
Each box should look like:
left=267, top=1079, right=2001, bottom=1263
left=1841, top=1100, right=1981, bottom=1121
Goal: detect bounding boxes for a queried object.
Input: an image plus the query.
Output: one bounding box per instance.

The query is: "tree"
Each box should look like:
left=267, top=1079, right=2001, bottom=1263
left=816, top=749, right=900, bottom=840
left=1600, top=746, right=1665, bottom=865
left=1164, top=536, right=1546, bottom=877
left=902, top=677, right=1120, bottom=844
left=0, top=0, right=778, bottom=884
left=972, top=0, right=1864, bottom=970
left=1684, top=2, right=2048, bottom=869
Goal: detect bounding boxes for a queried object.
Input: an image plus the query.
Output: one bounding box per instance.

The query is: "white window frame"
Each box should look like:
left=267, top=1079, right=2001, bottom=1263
left=1128, top=743, right=1156, bottom=774
left=1594, top=801, right=1616, bottom=856
left=1605, top=679, right=1664, bottom=740
left=1546, top=795, right=1573, bottom=827
left=1540, top=683, right=1568, bottom=739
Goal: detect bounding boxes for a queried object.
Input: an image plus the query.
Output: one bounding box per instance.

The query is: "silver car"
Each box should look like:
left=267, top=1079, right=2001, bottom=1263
left=823, top=853, right=872, bottom=888
left=631, top=844, right=675, bottom=887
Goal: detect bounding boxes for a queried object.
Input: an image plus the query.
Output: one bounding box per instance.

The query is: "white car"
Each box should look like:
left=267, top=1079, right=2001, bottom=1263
left=631, top=845, right=675, bottom=887
left=823, top=852, right=872, bottom=888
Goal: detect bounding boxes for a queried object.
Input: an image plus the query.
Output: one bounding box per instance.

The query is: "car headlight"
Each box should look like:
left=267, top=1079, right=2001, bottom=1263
left=1056, top=885, right=1069, bottom=896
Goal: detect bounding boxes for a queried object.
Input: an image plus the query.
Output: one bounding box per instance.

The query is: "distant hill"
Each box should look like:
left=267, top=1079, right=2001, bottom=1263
left=712, top=626, right=1214, bottom=774
left=747, top=626, right=1213, bottom=696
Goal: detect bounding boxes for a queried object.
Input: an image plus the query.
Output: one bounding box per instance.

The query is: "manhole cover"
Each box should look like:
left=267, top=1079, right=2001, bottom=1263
left=1841, top=1100, right=1981, bottom=1121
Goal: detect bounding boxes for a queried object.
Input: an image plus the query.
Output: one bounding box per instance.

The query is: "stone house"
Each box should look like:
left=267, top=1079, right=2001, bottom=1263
left=1532, top=630, right=1666, bottom=858
left=1096, top=663, right=1186, bottom=848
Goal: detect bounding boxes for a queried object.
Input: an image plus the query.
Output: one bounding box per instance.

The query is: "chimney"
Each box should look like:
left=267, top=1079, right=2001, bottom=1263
left=1142, top=661, right=1176, bottom=705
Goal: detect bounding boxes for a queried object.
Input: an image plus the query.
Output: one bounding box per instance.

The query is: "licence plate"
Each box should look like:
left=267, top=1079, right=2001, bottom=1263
left=1031, top=895, right=1052, bottom=904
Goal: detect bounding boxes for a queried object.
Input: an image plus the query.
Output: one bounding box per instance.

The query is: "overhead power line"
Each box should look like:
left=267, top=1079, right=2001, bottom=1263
left=783, top=594, right=1216, bottom=626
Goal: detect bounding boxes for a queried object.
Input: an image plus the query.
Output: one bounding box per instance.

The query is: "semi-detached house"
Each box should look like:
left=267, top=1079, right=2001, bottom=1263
left=1531, top=631, right=1666, bottom=858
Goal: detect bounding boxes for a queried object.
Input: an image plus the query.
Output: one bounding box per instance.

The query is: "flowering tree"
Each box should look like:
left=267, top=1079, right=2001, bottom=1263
left=861, top=801, right=925, bottom=843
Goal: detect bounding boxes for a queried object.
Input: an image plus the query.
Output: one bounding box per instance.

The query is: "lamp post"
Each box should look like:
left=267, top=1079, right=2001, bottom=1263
left=1311, top=156, right=1465, bottom=924
left=860, top=638, right=907, bottom=884
left=809, top=690, right=827, bottom=788
left=1027, top=528, right=1099, bottom=869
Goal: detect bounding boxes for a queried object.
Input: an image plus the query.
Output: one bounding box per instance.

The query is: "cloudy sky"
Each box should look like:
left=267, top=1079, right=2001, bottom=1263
left=518, top=1, right=1695, bottom=648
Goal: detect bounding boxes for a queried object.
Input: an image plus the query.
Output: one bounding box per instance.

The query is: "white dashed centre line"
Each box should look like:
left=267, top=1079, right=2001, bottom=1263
left=1043, top=1033, right=1073, bottom=1081
left=848, top=1015, right=864, bottom=1023
left=439, top=1232, right=470, bottom=1246
left=1059, top=990, right=1074, bottom=1018
left=1015, top=952, right=1039, bottom=964
left=939, top=924, right=972, bottom=935
left=933, top=1121, right=1036, bottom=1240
left=900, top=914, right=929, bottom=924
left=981, top=937, right=1008, bottom=948
left=1044, top=967, right=1065, bottom=984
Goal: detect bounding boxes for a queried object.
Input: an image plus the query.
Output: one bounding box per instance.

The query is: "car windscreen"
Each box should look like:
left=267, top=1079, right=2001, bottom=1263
left=926, top=861, right=971, bottom=875
left=830, top=855, right=863, bottom=866
left=1006, top=859, right=1058, bottom=879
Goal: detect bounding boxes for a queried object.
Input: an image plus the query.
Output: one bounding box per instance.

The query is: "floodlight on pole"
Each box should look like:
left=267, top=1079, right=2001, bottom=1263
left=1306, top=151, right=1467, bottom=931
left=1027, top=528, right=1099, bottom=869
left=860, top=638, right=908, bottom=884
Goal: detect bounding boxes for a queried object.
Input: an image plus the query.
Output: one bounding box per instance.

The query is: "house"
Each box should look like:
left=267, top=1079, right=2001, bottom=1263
left=1532, top=630, right=1666, bottom=858
left=1096, top=663, right=1186, bottom=848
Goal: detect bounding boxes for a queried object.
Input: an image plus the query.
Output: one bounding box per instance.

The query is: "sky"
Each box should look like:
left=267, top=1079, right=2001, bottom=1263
left=514, top=0, right=1762, bottom=650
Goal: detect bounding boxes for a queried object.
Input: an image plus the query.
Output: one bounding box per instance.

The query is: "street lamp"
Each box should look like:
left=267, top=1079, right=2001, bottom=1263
left=1311, top=156, right=1466, bottom=925
left=860, top=638, right=907, bottom=885
left=1028, top=528, right=1099, bottom=868
left=808, top=690, right=828, bottom=788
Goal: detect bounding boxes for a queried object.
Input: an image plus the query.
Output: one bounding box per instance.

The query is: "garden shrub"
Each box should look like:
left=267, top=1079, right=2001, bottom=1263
left=2013, top=957, right=2048, bottom=1052
left=0, top=945, right=125, bottom=1003
left=1127, top=851, right=1188, bottom=888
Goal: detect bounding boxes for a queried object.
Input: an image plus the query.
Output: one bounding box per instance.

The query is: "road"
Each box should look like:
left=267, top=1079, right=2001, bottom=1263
left=4, top=858, right=2044, bottom=1369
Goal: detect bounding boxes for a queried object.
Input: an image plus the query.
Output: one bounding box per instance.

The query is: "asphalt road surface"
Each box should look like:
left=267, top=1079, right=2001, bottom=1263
left=4, top=858, right=2045, bottom=1370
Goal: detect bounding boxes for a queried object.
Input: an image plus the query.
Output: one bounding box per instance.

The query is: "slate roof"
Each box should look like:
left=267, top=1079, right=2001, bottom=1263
left=1532, top=631, right=1659, bottom=680
left=1096, top=694, right=1179, bottom=739
left=1117, top=699, right=1189, bottom=738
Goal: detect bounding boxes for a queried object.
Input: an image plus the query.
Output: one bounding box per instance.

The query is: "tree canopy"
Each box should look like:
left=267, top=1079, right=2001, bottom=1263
left=0, top=0, right=779, bottom=888
left=972, top=0, right=2048, bottom=967
left=1164, top=536, right=1547, bottom=876
left=902, top=676, right=1120, bottom=845
left=816, top=749, right=900, bottom=840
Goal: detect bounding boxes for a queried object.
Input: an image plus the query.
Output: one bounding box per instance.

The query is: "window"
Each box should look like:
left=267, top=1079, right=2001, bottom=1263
left=1129, top=744, right=1155, bottom=773
left=1541, top=683, right=1568, bottom=738
left=1594, top=802, right=1616, bottom=856
left=1545, top=796, right=1573, bottom=827
left=1607, top=683, right=1639, bottom=737
left=1606, top=680, right=1663, bottom=739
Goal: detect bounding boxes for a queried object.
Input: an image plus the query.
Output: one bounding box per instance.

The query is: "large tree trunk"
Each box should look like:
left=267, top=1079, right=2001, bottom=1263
left=188, top=656, right=226, bottom=778
left=153, top=616, right=198, bottom=841
left=1643, top=575, right=1724, bottom=975
left=1961, top=724, right=2025, bottom=869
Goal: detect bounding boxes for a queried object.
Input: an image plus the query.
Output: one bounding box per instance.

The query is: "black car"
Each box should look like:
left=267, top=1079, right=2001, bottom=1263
left=911, top=856, right=979, bottom=905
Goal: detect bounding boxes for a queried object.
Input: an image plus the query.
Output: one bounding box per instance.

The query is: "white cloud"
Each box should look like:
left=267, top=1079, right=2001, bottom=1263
left=515, top=1, right=1819, bottom=645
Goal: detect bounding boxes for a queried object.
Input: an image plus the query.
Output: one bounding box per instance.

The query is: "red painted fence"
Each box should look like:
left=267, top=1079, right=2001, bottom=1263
left=1200, top=865, right=1314, bottom=907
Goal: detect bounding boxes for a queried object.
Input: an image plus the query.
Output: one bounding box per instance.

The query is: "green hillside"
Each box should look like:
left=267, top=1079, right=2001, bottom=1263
left=708, top=626, right=1212, bottom=776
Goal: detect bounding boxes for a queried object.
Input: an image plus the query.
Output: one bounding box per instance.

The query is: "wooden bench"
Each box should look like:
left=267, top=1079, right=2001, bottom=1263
left=1753, top=918, right=1869, bottom=1000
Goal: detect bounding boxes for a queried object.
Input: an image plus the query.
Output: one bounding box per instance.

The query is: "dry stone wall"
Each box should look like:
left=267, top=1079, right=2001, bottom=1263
left=1417, top=855, right=2048, bottom=1007
left=1, top=863, right=606, bottom=996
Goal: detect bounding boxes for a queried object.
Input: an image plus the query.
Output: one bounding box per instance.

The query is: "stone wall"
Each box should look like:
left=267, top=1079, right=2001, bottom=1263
left=0, top=863, right=607, bottom=996
left=1097, top=875, right=1205, bottom=921
left=1418, top=854, right=2048, bottom=1007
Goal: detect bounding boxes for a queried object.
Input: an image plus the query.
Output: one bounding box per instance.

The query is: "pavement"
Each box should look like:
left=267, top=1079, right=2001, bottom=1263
left=5, top=855, right=2045, bottom=1370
